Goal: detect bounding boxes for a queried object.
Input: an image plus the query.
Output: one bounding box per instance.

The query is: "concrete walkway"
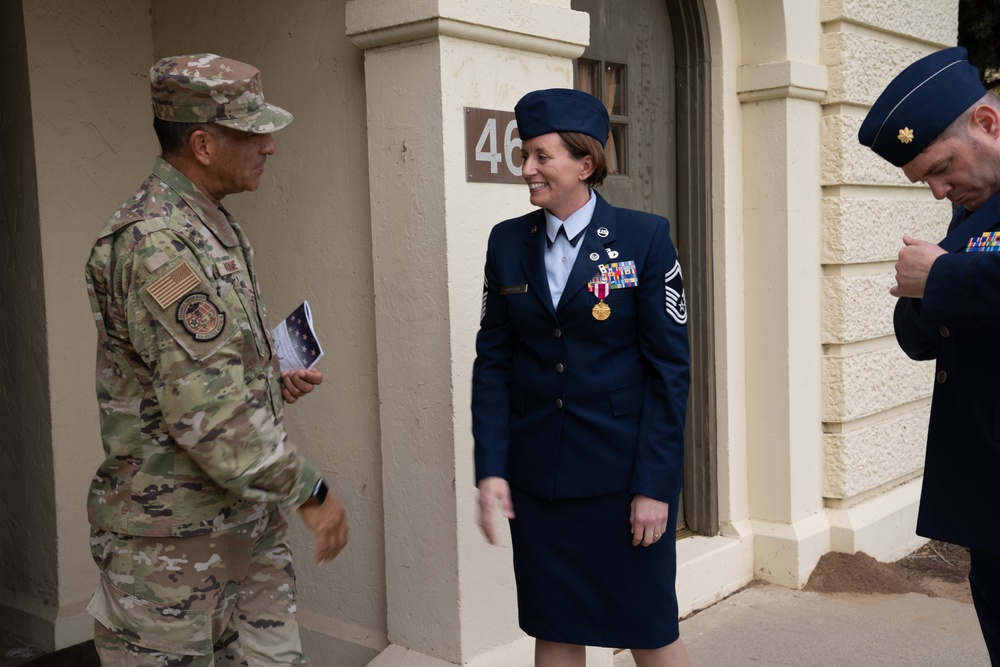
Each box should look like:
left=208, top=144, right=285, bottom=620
left=4, top=583, right=989, bottom=666
left=616, top=583, right=989, bottom=667
left=0, top=632, right=37, bottom=666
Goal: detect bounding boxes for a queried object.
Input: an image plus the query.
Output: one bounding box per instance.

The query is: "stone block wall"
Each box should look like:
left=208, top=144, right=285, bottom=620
left=818, top=0, right=957, bottom=502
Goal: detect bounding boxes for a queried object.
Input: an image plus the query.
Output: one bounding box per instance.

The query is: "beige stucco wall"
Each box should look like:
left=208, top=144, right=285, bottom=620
left=0, top=0, right=58, bottom=650
left=723, top=0, right=956, bottom=585
left=734, top=0, right=832, bottom=587
left=3, top=0, right=385, bottom=658
left=346, top=2, right=594, bottom=663
left=29, top=7, right=155, bottom=648
left=149, top=2, right=385, bottom=663
left=704, top=0, right=750, bottom=550
left=0, top=0, right=966, bottom=662
left=0, top=0, right=154, bottom=651
left=820, top=0, right=957, bottom=511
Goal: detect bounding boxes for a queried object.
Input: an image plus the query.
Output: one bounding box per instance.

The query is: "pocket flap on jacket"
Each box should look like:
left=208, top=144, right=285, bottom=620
left=610, top=383, right=644, bottom=416
left=87, top=573, right=213, bottom=656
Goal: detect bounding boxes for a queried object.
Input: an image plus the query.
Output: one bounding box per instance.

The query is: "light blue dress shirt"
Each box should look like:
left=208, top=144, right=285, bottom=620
left=544, top=190, right=597, bottom=309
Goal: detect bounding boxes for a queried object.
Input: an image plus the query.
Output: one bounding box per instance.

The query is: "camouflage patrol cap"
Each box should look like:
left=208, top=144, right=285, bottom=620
left=150, top=53, right=293, bottom=133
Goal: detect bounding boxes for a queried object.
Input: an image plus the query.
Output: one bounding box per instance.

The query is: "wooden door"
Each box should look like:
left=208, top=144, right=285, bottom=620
left=572, top=0, right=717, bottom=537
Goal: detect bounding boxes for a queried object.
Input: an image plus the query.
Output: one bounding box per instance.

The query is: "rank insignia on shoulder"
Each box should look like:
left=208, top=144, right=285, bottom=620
left=147, top=261, right=200, bottom=309
left=177, top=293, right=226, bottom=341
left=481, top=276, right=488, bottom=322
left=664, top=260, right=687, bottom=325
left=142, top=250, right=171, bottom=274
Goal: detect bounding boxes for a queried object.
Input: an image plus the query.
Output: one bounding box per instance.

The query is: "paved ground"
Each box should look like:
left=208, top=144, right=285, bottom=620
left=8, top=586, right=987, bottom=667
left=5, top=544, right=989, bottom=666
left=0, top=631, right=97, bottom=667
left=0, top=632, right=38, bottom=666
left=677, top=584, right=986, bottom=666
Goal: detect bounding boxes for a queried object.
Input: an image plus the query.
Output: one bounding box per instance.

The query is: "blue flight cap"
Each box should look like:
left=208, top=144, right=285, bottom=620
left=515, top=88, right=610, bottom=147
left=858, top=46, right=986, bottom=167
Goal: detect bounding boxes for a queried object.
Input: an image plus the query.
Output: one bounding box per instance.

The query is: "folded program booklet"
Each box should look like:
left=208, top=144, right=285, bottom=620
left=272, top=301, right=324, bottom=373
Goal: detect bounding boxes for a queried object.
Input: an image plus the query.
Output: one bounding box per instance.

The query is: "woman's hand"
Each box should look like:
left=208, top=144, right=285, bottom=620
left=281, top=368, right=323, bottom=404
left=477, top=477, right=515, bottom=545
left=631, top=494, right=669, bottom=547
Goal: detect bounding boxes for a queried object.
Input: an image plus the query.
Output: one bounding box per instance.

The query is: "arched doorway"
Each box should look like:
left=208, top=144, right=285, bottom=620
left=571, top=0, right=717, bottom=536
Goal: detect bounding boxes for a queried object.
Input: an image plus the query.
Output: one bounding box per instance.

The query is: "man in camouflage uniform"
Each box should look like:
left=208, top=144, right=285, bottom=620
left=84, top=53, right=348, bottom=666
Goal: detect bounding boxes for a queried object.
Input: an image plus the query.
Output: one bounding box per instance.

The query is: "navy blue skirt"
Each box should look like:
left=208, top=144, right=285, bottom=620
left=508, top=486, right=680, bottom=649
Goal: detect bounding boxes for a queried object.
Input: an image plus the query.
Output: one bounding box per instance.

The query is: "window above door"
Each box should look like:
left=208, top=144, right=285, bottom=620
left=575, top=58, right=628, bottom=176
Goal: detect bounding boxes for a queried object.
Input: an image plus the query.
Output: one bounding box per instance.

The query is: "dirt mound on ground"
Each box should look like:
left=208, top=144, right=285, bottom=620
left=805, top=551, right=922, bottom=595
left=805, top=540, right=971, bottom=604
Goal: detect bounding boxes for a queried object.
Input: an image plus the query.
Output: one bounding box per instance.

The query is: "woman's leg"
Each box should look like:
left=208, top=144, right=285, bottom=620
left=631, top=637, right=693, bottom=667
left=535, top=639, right=586, bottom=667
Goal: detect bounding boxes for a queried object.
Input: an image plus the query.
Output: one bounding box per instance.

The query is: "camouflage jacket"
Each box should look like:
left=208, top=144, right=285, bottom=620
left=85, top=157, right=320, bottom=537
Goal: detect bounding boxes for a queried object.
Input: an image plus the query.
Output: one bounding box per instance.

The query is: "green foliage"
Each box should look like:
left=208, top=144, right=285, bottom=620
left=959, top=0, right=1000, bottom=87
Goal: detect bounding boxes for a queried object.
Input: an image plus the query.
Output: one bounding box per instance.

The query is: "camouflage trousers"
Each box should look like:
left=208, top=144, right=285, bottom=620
left=87, top=511, right=310, bottom=666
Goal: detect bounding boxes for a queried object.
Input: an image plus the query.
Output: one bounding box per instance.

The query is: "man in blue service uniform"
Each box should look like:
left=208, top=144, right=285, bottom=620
left=859, top=46, right=1000, bottom=663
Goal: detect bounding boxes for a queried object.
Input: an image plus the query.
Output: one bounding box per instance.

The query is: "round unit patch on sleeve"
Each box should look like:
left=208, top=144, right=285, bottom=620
left=177, top=293, right=226, bottom=341
left=664, top=260, right=688, bottom=325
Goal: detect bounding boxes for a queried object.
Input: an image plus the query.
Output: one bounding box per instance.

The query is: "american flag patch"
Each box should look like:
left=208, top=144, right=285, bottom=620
left=146, top=262, right=200, bottom=309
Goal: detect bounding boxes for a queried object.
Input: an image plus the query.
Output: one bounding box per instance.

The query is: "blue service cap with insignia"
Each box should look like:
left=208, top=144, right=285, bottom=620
left=858, top=46, right=986, bottom=168
left=515, top=88, right=610, bottom=147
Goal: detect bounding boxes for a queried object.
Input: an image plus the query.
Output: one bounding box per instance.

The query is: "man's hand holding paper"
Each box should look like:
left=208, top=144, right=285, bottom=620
left=272, top=301, right=324, bottom=373
left=282, top=369, right=324, bottom=404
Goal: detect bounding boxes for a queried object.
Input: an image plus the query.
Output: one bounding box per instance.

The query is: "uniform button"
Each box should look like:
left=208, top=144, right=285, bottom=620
left=555, top=398, right=564, bottom=409
left=555, top=363, right=564, bottom=373
left=936, top=370, right=948, bottom=384
left=554, top=328, right=562, bottom=339
left=939, top=327, right=950, bottom=338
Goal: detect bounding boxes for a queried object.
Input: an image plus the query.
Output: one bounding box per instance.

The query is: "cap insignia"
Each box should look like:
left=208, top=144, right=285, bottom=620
left=898, top=127, right=914, bottom=144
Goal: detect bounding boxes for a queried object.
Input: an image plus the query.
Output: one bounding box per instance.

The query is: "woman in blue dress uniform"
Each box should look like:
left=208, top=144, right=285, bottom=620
left=472, top=89, right=693, bottom=667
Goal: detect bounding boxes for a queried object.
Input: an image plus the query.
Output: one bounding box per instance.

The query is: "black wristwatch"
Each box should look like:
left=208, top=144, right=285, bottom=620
left=309, top=478, right=328, bottom=506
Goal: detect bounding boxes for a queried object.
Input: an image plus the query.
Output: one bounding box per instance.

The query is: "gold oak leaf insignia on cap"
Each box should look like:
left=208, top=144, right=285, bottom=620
left=898, top=127, right=915, bottom=144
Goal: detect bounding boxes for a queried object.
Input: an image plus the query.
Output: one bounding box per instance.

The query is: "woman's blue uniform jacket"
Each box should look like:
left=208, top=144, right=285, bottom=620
left=472, top=193, right=691, bottom=504
left=895, top=190, right=1000, bottom=554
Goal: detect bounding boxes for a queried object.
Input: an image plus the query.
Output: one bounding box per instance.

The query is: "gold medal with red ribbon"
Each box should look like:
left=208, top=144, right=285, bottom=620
left=592, top=281, right=611, bottom=321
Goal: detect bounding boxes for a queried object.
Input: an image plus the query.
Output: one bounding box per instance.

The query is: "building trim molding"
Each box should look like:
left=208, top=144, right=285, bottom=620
left=737, top=60, right=828, bottom=103
left=349, top=16, right=586, bottom=57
